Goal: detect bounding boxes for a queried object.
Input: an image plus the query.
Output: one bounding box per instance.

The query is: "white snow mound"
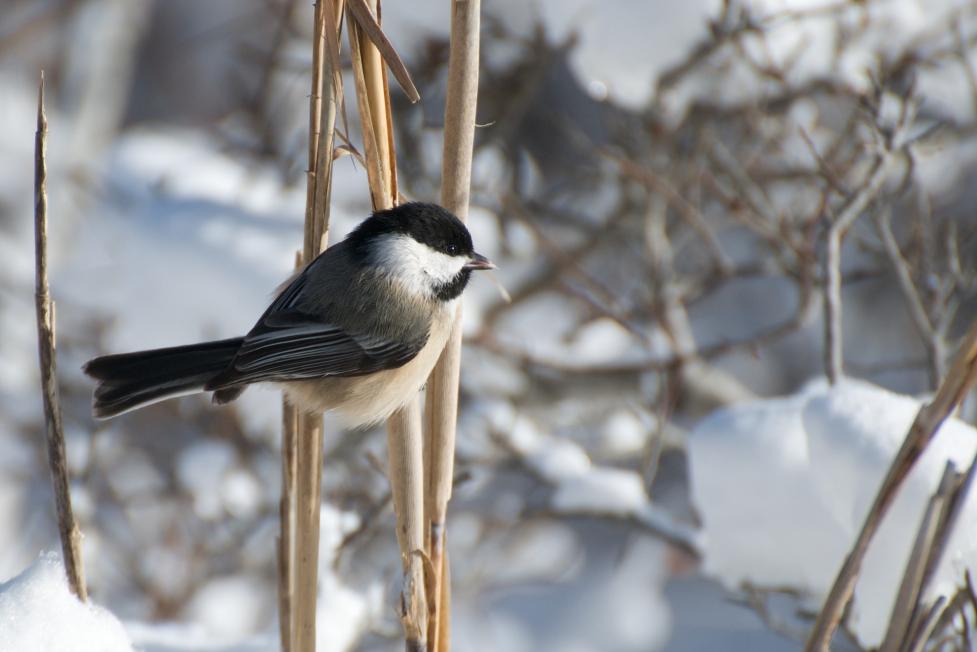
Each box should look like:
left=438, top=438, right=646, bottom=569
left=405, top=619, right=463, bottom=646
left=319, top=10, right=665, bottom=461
left=0, top=552, right=133, bottom=652
left=689, top=377, right=977, bottom=648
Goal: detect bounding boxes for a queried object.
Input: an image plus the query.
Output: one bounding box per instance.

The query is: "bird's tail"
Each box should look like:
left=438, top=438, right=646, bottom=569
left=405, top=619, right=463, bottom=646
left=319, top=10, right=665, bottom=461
left=84, top=338, right=245, bottom=419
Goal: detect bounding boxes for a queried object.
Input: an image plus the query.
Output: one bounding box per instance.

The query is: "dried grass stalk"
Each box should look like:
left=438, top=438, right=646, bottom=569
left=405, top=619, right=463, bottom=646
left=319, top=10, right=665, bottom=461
left=34, top=72, right=88, bottom=603
left=348, top=2, right=428, bottom=648
left=293, top=413, right=324, bottom=652
left=879, top=462, right=956, bottom=652
left=423, top=1, right=481, bottom=648
left=278, top=397, right=298, bottom=652
left=345, top=0, right=419, bottom=103
left=287, top=3, right=342, bottom=651
left=387, top=402, right=429, bottom=648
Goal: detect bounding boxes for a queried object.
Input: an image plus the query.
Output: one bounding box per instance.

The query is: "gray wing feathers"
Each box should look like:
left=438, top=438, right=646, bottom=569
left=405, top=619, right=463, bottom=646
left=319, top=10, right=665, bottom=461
left=229, top=322, right=420, bottom=381
left=205, top=247, right=430, bottom=389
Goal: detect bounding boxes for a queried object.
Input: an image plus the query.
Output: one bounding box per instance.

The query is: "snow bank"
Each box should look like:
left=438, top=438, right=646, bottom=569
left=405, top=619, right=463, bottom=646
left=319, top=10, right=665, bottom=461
left=0, top=552, right=133, bottom=652
left=689, top=378, right=977, bottom=647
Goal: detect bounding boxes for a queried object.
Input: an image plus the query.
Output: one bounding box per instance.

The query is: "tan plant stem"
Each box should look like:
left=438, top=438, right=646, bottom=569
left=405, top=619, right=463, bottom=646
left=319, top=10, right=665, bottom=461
left=293, top=412, right=324, bottom=652
left=288, top=3, right=341, bottom=651
left=879, top=463, right=956, bottom=652
left=423, top=1, right=481, bottom=649
left=278, top=398, right=298, bottom=652
left=34, top=72, right=87, bottom=602
left=348, top=2, right=427, bottom=648
left=387, top=402, right=429, bottom=649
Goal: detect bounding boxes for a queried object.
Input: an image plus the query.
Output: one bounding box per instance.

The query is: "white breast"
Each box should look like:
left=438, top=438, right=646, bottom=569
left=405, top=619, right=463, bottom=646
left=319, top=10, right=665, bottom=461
left=281, top=300, right=459, bottom=428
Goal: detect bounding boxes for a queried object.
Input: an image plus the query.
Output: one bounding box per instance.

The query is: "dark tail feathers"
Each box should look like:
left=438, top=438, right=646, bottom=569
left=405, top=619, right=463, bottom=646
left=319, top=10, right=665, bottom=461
left=84, top=338, right=245, bottom=419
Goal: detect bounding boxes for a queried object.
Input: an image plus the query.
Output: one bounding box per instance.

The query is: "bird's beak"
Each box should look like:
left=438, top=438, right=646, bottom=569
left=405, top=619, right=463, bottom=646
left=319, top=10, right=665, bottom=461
left=464, top=252, right=495, bottom=271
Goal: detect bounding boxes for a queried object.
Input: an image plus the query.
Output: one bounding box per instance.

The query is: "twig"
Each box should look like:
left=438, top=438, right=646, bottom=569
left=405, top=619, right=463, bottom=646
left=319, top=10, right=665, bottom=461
left=34, top=72, right=88, bottom=602
left=822, top=149, right=896, bottom=384
left=606, top=150, right=732, bottom=274
left=806, top=317, right=977, bottom=650
left=874, top=209, right=946, bottom=387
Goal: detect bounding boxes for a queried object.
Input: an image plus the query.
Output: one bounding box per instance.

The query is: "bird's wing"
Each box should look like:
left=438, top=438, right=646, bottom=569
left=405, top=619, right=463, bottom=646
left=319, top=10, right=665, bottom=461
left=206, top=247, right=429, bottom=388
left=206, top=310, right=425, bottom=387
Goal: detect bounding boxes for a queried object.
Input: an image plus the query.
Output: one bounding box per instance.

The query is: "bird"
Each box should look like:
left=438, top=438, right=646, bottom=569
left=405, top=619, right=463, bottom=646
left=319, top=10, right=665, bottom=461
left=84, top=202, right=494, bottom=427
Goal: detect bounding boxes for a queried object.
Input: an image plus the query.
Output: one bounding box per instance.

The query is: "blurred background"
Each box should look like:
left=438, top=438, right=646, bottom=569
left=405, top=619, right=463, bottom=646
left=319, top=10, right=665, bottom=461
left=2, top=1, right=977, bottom=650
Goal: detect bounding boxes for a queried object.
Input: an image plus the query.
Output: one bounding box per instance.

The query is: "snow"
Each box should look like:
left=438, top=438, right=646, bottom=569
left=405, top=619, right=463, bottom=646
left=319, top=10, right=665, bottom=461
left=185, top=575, right=269, bottom=641
left=599, top=409, right=649, bottom=457
left=176, top=440, right=237, bottom=519
left=504, top=413, right=702, bottom=553
left=0, top=507, right=372, bottom=652
left=689, top=378, right=977, bottom=647
left=0, top=552, right=133, bottom=652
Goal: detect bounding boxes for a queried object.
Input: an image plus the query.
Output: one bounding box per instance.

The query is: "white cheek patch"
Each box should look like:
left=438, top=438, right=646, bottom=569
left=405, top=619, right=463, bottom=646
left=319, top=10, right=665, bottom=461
left=372, top=234, right=467, bottom=295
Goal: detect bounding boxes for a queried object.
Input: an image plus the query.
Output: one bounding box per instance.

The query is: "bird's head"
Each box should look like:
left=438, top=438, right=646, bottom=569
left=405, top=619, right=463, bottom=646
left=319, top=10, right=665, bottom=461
left=348, top=202, right=495, bottom=301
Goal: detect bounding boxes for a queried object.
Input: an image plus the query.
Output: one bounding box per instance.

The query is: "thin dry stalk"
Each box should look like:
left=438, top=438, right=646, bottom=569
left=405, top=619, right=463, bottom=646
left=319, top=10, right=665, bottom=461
left=34, top=72, right=87, bottom=603
left=278, top=398, right=298, bottom=652
left=423, top=1, right=481, bottom=648
left=875, top=209, right=946, bottom=387
left=345, top=0, right=419, bottom=103
left=387, top=404, right=429, bottom=650
left=348, top=2, right=427, bottom=648
left=293, top=412, right=324, bottom=652
left=902, top=448, right=977, bottom=650
left=879, top=462, right=956, bottom=652
left=906, top=596, right=947, bottom=652
left=437, top=549, right=451, bottom=648
left=806, top=318, right=977, bottom=650
left=347, top=1, right=397, bottom=210
left=288, top=3, right=341, bottom=651
left=312, top=0, right=345, bottom=255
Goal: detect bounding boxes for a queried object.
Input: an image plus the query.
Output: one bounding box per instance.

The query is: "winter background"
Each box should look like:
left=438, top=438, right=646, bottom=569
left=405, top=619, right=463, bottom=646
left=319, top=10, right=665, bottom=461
left=2, top=0, right=977, bottom=650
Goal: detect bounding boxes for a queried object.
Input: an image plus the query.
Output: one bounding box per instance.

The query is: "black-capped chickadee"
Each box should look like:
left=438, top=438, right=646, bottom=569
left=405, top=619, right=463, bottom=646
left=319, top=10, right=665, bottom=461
left=84, top=202, right=494, bottom=427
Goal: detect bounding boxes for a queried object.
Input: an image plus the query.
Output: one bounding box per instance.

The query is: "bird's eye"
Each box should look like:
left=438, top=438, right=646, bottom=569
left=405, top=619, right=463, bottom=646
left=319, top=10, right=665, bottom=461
left=447, top=244, right=458, bottom=255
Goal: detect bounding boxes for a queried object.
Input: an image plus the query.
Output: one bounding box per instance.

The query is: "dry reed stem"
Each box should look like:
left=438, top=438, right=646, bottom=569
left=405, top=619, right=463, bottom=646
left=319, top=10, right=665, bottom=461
left=905, top=596, right=946, bottom=652
left=437, top=548, right=451, bottom=648
left=34, top=72, right=88, bottom=603
left=879, top=462, right=956, bottom=651
left=387, top=404, right=429, bottom=649
left=312, top=0, right=345, bottom=255
left=347, top=14, right=388, bottom=210
left=423, top=1, right=481, bottom=648
left=293, top=412, right=324, bottom=652
left=346, top=0, right=419, bottom=103
left=348, top=2, right=427, bottom=648
left=806, top=318, right=977, bottom=650
left=288, top=3, right=342, bottom=650
left=278, top=397, right=298, bottom=652
left=901, top=449, right=977, bottom=650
